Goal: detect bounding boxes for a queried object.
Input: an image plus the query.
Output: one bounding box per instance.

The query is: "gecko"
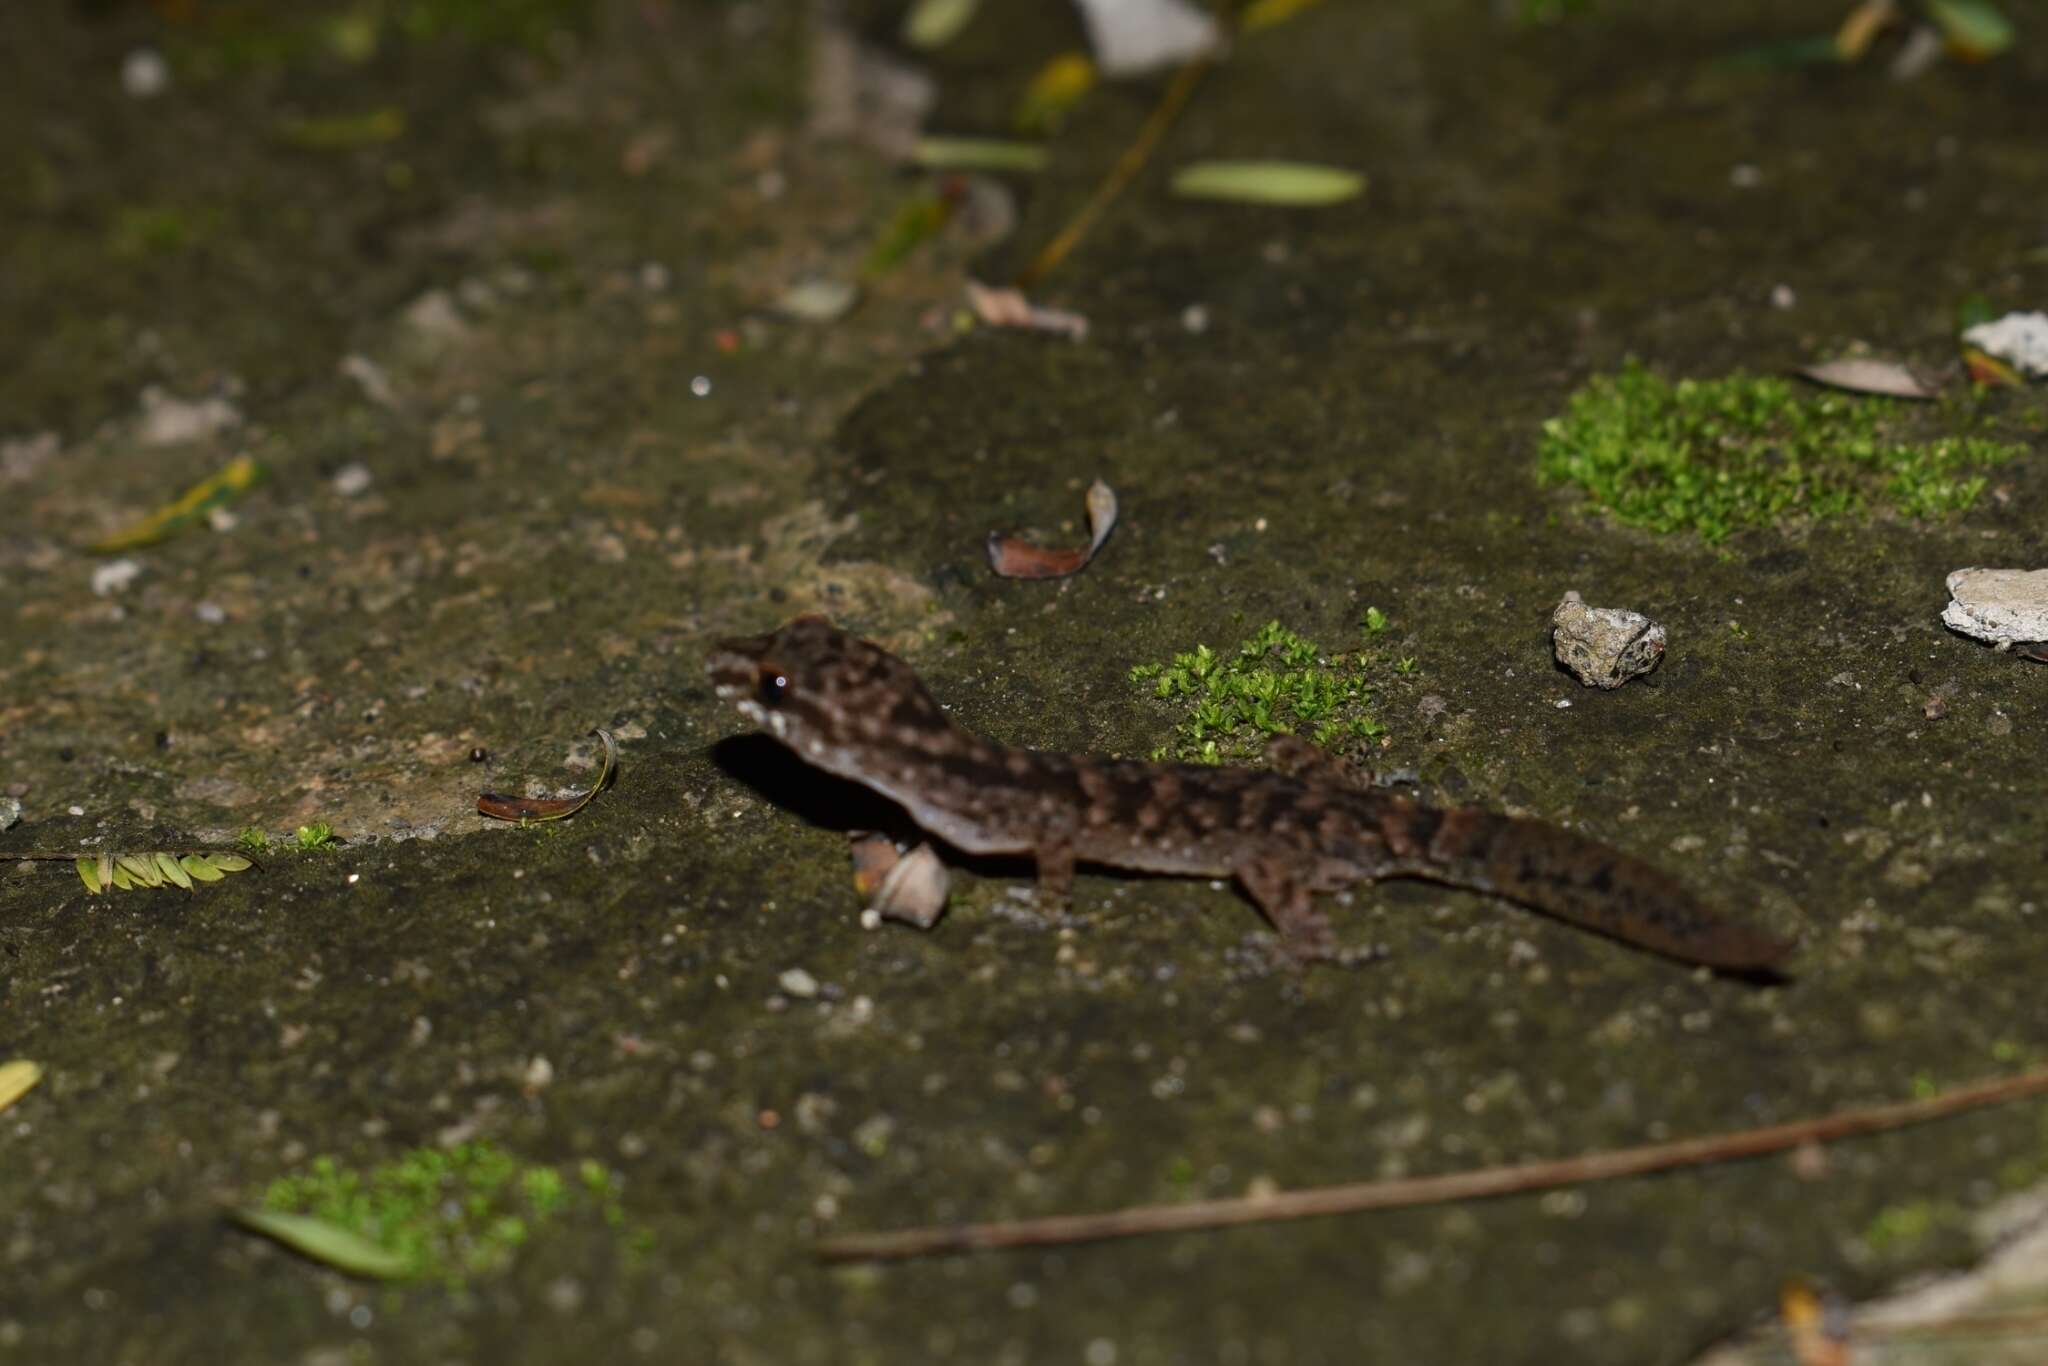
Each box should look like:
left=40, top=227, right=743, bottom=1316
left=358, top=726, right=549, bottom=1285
left=708, top=616, right=1794, bottom=972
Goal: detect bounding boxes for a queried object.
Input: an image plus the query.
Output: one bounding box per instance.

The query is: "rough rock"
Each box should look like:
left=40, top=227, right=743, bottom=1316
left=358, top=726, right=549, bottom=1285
left=1941, top=567, right=2048, bottom=647
left=1551, top=590, right=1666, bottom=689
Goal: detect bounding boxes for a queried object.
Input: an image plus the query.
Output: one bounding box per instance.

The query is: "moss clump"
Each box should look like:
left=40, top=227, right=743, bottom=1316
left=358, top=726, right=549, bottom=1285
left=294, top=821, right=338, bottom=852
left=1129, top=616, right=1393, bottom=764
left=1537, top=361, right=2022, bottom=542
left=257, top=1142, right=626, bottom=1288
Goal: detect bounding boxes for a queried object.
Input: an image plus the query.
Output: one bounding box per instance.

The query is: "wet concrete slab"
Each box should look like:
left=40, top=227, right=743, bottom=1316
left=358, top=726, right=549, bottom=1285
left=3, top=2, right=2047, bottom=1362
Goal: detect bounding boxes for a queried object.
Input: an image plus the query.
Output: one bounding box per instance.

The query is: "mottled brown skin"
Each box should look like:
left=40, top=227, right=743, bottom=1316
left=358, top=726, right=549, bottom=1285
left=708, top=617, right=1794, bottom=972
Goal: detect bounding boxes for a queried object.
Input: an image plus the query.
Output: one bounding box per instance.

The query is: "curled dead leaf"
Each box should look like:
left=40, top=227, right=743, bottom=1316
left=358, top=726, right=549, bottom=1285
left=871, top=842, right=951, bottom=928
left=964, top=281, right=1089, bottom=340
left=987, top=479, right=1119, bottom=579
left=477, top=729, right=619, bottom=822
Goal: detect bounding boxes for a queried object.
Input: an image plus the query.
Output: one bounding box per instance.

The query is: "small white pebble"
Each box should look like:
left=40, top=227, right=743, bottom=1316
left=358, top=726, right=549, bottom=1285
left=339, top=353, right=398, bottom=408
left=1554, top=699, right=1571, bottom=709
left=639, top=262, right=671, bottom=293
left=778, top=967, right=819, bottom=998
left=91, top=559, right=142, bottom=597
left=1085, top=1339, right=1118, bottom=1366
left=332, top=462, right=373, bottom=497
left=122, top=48, right=170, bottom=98
left=1770, top=283, right=1796, bottom=310
left=690, top=375, right=712, bottom=398
left=194, top=601, right=227, bottom=624
left=1180, top=303, right=1210, bottom=334
left=1729, top=163, right=1762, bottom=188
left=859, top=908, right=883, bottom=931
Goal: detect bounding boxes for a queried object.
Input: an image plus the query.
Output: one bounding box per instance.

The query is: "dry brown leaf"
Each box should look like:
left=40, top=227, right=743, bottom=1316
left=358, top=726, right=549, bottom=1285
left=964, top=280, right=1089, bottom=340
left=987, top=479, right=1118, bottom=579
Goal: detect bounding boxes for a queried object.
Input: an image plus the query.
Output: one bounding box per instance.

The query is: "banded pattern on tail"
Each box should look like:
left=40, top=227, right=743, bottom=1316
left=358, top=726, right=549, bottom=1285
left=1386, top=803, right=1793, bottom=971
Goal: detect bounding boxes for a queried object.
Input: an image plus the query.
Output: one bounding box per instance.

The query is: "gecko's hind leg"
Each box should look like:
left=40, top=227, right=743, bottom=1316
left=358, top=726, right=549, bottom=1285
left=1234, top=856, right=1346, bottom=965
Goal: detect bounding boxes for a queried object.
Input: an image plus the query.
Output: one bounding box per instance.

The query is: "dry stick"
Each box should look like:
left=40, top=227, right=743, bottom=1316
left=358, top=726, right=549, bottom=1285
left=1012, top=53, right=1212, bottom=290
left=816, top=1064, right=2048, bottom=1263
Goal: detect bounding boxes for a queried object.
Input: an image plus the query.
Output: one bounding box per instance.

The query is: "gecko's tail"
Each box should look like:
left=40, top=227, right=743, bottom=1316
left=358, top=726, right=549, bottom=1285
left=1393, top=805, right=1796, bottom=973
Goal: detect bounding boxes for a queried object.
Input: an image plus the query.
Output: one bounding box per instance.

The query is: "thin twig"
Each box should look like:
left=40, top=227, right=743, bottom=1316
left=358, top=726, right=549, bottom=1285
left=816, top=1064, right=2048, bottom=1263
left=1012, top=55, right=1213, bottom=290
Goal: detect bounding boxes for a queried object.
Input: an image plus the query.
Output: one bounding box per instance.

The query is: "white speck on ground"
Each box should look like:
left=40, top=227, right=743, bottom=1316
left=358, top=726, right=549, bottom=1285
left=778, top=967, right=820, bottom=998
left=339, top=354, right=398, bottom=409
left=121, top=48, right=169, bottom=98
left=400, top=289, right=470, bottom=348
left=135, top=385, right=240, bottom=446
left=91, top=559, right=142, bottom=596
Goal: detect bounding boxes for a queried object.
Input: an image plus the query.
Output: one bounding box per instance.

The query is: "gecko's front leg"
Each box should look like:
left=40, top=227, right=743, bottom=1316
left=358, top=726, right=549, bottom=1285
left=1032, top=838, right=1077, bottom=913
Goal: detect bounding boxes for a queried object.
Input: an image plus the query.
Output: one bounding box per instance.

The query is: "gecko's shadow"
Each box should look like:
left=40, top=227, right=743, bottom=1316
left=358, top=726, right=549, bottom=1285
left=709, top=734, right=1030, bottom=881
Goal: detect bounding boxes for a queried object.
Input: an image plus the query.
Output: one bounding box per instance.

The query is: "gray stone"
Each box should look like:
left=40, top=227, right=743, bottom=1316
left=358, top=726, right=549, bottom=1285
left=1941, top=567, right=2048, bottom=647
left=1551, top=590, right=1666, bottom=689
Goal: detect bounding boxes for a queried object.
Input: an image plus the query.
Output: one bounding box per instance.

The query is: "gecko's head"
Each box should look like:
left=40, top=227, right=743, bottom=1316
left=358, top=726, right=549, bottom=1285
left=706, top=615, right=950, bottom=771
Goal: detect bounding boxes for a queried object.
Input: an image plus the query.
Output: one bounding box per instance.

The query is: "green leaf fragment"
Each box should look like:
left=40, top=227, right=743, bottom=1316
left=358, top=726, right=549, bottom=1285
left=230, top=1209, right=414, bottom=1280
left=180, top=854, right=226, bottom=882
left=92, top=454, right=266, bottom=554
left=76, top=857, right=103, bottom=895
left=121, top=853, right=165, bottom=887
left=1170, top=161, right=1365, bottom=207
left=157, top=851, right=194, bottom=891
left=1926, top=0, right=2014, bottom=58
left=901, top=0, right=980, bottom=49
left=0, top=1060, right=43, bottom=1114
left=110, top=863, right=136, bottom=890
left=912, top=137, right=1049, bottom=173
left=207, top=852, right=254, bottom=873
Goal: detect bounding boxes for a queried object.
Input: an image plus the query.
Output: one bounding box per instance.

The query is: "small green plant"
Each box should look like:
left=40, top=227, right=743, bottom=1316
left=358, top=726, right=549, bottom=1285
left=1537, top=361, right=2022, bottom=542
left=1130, top=618, right=1394, bottom=764
left=294, top=822, right=337, bottom=852
left=236, top=828, right=270, bottom=854
left=247, top=1142, right=629, bottom=1287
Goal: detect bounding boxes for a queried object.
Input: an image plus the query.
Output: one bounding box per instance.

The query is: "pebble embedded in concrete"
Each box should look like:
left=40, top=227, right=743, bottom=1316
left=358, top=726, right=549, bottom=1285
left=1551, top=591, right=1666, bottom=689
left=1941, top=567, right=2048, bottom=649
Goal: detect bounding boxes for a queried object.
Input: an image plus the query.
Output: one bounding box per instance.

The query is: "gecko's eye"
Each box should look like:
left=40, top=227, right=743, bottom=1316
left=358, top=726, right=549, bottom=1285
left=755, top=667, right=791, bottom=708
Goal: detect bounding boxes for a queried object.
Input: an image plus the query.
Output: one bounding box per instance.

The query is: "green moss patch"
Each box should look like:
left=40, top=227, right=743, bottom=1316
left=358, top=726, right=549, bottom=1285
left=1129, top=616, right=1395, bottom=764
left=253, top=1142, right=626, bottom=1287
left=1537, top=362, right=2023, bottom=542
